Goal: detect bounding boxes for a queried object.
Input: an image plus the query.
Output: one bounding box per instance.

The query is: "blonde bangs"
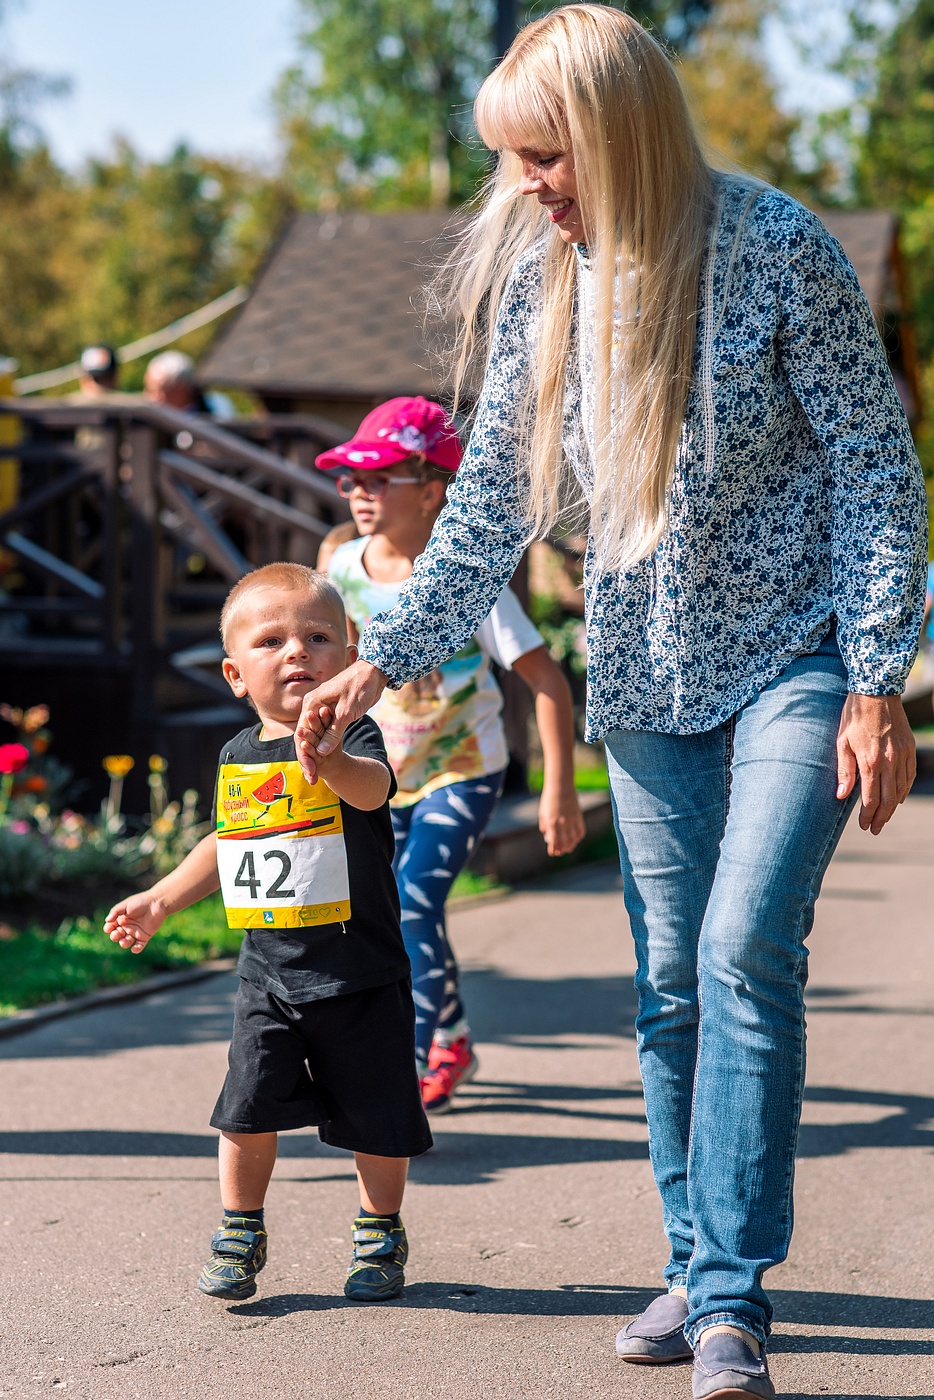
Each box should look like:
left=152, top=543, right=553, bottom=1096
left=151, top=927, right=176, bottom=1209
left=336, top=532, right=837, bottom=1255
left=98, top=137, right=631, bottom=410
left=474, top=52, right=568, bottom=159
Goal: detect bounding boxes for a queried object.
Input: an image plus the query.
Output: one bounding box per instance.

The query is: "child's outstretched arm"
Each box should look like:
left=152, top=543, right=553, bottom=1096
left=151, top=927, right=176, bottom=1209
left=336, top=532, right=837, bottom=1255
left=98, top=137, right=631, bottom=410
left=511, top=645, right=586, bottom=858
left=310, top=706, right=391, bottom=811
left=104, top=831, right=219, bottom=955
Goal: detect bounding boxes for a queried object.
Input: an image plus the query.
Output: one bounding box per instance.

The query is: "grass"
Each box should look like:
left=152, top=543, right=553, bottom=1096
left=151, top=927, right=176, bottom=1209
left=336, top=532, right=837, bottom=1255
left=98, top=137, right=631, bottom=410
left=0, top=893, right=242, bottom=1019
left=528, top=764, right=610, bottom=792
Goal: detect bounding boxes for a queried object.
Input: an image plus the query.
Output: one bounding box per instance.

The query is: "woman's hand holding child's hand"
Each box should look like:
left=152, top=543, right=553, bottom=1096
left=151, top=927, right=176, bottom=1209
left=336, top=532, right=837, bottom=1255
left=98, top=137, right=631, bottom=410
left=295, top=661, right=390, bottom=783
left=539, top=783, right=587, bottom=857
left=104, top=892, right=169, bottom=955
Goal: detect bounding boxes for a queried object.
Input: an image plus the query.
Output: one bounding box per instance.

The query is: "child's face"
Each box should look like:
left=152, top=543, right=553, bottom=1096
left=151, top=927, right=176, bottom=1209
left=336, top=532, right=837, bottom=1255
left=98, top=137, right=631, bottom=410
left=344, top=458, right=443, bottom=536
left=222, top=588, right=354, bottom=736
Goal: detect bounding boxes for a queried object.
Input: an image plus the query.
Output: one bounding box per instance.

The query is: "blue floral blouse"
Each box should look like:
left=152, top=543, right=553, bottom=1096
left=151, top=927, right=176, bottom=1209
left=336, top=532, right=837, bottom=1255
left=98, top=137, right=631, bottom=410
left=360, top=178, right=929, bottom=738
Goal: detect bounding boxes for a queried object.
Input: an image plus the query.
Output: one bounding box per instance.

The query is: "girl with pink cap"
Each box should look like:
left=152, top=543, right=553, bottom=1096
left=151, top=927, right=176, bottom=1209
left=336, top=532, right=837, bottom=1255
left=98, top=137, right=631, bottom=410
left=316, top=395, right=585, bottom=1112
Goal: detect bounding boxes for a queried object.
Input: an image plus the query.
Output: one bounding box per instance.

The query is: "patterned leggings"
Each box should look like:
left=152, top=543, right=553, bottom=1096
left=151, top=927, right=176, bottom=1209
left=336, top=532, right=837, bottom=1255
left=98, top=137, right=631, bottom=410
left=391, top=771, right=506, bottom=1069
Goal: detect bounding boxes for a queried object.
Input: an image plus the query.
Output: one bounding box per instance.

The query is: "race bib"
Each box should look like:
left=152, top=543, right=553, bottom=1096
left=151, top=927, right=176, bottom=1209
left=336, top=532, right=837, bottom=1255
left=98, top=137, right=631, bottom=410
left=216, top=760, right=351, bottom=929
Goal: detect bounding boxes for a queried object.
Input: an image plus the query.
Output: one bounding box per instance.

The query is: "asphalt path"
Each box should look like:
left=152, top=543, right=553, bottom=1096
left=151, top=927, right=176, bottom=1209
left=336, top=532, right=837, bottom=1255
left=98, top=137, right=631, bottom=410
left=1, top=797, right=933, bottom=1399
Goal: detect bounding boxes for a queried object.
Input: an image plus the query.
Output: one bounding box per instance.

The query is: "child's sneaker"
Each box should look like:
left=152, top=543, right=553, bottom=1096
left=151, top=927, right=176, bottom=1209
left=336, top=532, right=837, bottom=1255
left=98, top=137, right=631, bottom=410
left=421, top=1034, right=478, bottom=1114
left=344, top=1216, right=408, bottom=1301
left=198, top=1216, right=268, bottom=1300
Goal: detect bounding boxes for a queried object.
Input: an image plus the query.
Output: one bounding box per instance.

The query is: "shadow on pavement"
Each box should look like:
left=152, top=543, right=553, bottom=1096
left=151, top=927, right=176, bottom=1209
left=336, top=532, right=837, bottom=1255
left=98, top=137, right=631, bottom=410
left=448, top=1078, right=646, bottom=1125
left=0, top=1126, right=648, bottom=1182
left=0, top=965, right=639, bottom=1058
left=807, top=984, right=934, bottom=1019
left=797, top=1086, right=934, bottom=1156
left=770, top=1288, right=934, bottom=1330
left=229, top=1281, right=658, bottom=1319
left=430, top=966, right=639, bottom=1046
left=226, top=1283, right=934, bottom=1342
left=1, top=1082, right=931, bottom=1171
left=772, top=1334, right=934, bottom=1355
left=0, top=974, right=239, bottom=1059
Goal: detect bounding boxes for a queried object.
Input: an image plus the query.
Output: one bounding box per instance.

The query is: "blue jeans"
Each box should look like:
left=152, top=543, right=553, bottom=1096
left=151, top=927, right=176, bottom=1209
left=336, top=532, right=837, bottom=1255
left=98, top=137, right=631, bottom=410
left=604, top=633, right=855, bottom=1347
left=391, top=772, right=505, bottom=1068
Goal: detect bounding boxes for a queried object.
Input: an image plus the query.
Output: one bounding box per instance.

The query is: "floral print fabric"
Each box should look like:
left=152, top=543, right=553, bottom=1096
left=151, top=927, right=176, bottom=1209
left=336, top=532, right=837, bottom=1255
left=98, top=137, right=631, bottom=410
left=359, top=178, right=928, bottom=739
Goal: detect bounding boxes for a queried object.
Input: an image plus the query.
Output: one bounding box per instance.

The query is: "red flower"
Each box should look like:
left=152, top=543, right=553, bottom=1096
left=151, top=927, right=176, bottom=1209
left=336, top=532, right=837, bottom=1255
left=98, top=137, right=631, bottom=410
left=0, top=743, right=29, bottom=775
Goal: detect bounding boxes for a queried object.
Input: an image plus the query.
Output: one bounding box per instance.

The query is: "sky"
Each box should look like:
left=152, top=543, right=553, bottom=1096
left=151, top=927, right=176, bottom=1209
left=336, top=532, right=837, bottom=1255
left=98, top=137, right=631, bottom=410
left=4, top=0, right=297, bottom=167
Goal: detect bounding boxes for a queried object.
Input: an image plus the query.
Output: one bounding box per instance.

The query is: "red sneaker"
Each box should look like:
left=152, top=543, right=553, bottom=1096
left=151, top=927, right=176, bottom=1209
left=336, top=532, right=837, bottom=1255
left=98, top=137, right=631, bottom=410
left=420, top=1036, right=479, bottom=1114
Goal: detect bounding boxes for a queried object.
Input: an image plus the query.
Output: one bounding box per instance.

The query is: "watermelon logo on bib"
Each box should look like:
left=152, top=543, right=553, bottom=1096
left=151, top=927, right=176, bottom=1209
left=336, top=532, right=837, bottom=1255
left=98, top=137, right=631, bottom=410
left=251, top=769, right=291, bottom=817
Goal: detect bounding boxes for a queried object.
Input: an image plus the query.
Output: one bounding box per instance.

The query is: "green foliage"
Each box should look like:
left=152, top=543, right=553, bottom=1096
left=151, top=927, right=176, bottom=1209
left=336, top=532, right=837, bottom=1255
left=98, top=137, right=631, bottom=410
left=275, top=0, right=717, bottom=211
left=0, top=135, right=76, bottom=372
left=852, top=0, right=934, bottom=496
left=678, top=0, right=830, bottom=198
left=48, top=823, right=141, bottom=886
left=449, top=868, right=507, bottom=900
left=857, top=1, right=934, bottom=212
left=276, top=0, right=495, bottom=209
left=529, top=591, right=588, bottom=675
left=61, top=144, right=291, bottom=363
left=0, top=824, right=51, bottom=898
left=857, top=0, right=934, bottom=363
left=0, top=137, right=292, bottom=376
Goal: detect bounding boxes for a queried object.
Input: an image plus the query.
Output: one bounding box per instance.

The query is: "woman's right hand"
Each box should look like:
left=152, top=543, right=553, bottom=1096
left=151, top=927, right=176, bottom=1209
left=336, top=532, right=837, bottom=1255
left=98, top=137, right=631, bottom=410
left=296, top=659, right=389, bottom=782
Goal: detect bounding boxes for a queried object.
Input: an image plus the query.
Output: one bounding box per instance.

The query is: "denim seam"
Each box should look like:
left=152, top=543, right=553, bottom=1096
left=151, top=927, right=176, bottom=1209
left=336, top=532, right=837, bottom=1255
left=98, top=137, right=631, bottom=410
left=682, top=720, right=733, bottom=1295
left=773, top=782, right=859, bottom=1252
left=723, top=714, right=736, bottom=813
left=686, top=1312, right=768, bottom=1350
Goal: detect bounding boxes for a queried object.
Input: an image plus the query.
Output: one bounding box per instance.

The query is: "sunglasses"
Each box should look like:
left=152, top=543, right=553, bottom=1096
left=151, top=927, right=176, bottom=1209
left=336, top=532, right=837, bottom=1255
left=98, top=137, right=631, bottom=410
left=335, top=473, right=422, bottom=500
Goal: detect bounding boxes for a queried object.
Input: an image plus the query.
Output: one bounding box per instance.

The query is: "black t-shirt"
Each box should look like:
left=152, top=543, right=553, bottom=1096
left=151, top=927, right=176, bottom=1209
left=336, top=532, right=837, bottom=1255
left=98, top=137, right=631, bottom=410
left=212, top=718, right=407, bottom=1004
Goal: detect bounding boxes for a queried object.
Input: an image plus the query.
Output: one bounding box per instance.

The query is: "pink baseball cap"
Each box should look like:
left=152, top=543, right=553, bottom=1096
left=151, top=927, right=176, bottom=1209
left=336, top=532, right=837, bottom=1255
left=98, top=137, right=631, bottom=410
left=315, top=396, right=462, bottom=474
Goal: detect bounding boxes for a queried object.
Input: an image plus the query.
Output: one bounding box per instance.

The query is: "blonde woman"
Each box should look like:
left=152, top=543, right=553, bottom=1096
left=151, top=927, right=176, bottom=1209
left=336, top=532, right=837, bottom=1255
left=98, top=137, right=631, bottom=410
left=296, top=8, right=927, bottom=1395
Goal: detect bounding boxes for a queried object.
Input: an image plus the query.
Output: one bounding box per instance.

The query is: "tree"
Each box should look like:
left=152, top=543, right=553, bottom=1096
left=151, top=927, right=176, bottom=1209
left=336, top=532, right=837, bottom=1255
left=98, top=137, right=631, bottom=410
left=678, top=0, right=828, bottom=198
left=0, top=135, right=75, bottom=372
left=276, top=0, right=717, bottom=212
left=855, top=0, right=934, bottom=476
left=56, top=143, right=288, bottom=365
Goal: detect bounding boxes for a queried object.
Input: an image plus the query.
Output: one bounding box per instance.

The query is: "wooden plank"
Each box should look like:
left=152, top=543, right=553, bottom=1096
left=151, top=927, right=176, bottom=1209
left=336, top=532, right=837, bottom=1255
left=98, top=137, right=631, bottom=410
left=4, top=530, right=105, bottom=599
left=98, top=424, right=121, bottom=653
left=0, top=466, right=98, bottom=532
left=161, top=452, right=331, bottom=540
left=124, top=423, right=159, bottom=748
left=160, top=473, right=249, bottom=583
left=142, top=404, right=342, bottom=506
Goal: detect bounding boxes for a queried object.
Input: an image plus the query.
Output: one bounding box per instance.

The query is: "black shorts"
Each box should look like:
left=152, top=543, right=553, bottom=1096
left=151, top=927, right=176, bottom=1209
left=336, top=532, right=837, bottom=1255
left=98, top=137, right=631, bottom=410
left=210, top=976, right=432, bottom=1157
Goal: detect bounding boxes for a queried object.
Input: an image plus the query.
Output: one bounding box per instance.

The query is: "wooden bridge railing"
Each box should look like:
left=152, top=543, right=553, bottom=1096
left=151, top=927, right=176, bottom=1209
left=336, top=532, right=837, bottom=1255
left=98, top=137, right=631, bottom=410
left=0, top=399, right=350, bottom=802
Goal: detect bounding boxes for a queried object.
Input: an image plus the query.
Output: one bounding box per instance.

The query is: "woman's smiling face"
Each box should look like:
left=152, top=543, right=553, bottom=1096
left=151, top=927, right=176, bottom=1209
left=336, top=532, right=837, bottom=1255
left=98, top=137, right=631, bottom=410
left=515, top=147, right=586, bottom=244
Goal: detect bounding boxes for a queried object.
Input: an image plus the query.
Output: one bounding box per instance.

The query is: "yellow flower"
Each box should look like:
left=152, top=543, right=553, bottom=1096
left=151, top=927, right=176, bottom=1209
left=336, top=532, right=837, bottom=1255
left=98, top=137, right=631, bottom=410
left=149, top=754, right=168, bottom=772
left=103, top=754, right=134, bottom=778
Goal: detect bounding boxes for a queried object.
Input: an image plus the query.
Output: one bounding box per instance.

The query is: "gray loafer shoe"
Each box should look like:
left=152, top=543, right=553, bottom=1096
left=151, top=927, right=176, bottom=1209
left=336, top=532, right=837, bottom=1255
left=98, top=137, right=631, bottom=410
left=616, top=1292, right=692, bottom=1364
left=692, top=1332, right=775, bottom=1399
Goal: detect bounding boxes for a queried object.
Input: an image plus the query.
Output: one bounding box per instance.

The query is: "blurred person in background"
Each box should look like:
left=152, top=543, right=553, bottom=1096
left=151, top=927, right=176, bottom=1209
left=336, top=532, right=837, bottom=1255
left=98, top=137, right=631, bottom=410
left=143, top=350, right=234, bottom=419
left=65, top=344, right=129, bottom=403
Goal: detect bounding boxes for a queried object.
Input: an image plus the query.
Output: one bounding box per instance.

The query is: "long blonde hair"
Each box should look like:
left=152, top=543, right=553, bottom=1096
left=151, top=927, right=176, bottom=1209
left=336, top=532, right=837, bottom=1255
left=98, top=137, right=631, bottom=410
left=446, top=5, right=715, bottom=572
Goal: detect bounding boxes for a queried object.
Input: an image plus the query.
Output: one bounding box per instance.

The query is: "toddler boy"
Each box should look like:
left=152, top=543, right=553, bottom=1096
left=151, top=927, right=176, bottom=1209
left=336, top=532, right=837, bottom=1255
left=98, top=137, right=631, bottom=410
left=104, top=563, right=431, bottom=1302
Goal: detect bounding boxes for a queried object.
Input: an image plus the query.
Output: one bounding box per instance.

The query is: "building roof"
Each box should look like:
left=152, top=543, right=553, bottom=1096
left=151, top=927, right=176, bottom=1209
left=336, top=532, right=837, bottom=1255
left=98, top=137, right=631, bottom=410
left=198, top=211, right=456, bottom=400
left=199, top=207, right=904, bottom=401
left=817, top=209, right=898, bottom=319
